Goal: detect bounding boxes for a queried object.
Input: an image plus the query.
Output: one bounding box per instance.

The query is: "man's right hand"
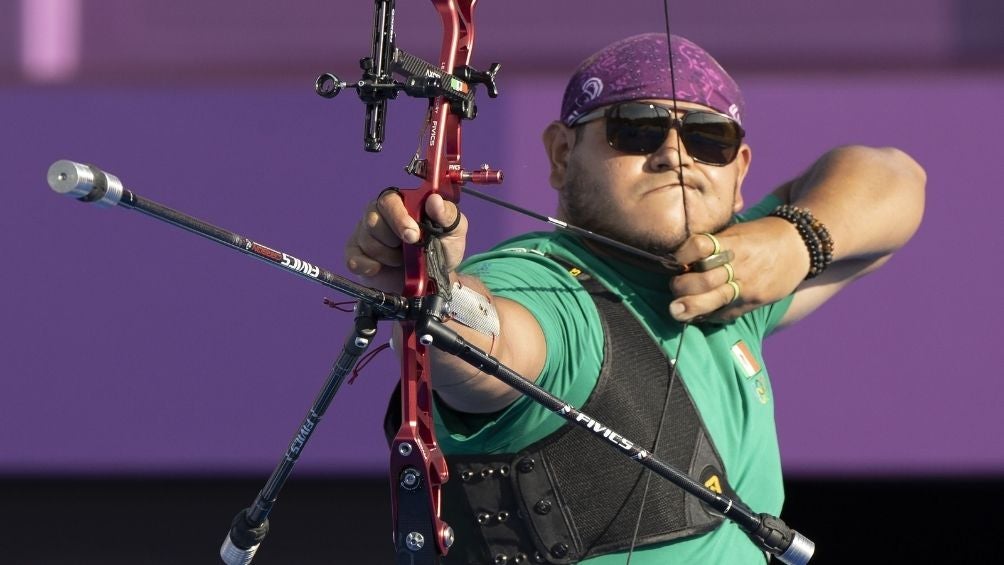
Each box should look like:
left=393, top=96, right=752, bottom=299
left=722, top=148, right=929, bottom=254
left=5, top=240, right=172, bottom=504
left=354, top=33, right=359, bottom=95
left=344, top=190, right=468, bottom=291
left=345, top=189, right=546, bottom=414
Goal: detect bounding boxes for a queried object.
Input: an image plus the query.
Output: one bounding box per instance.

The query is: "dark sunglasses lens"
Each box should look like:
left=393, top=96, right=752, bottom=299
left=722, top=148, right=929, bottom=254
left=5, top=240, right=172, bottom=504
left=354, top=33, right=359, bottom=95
left=606, top=104, right=669, bottom=154
left=603, top=104, right=743, bottom=164
left=681, top=113, right=743, bottom=165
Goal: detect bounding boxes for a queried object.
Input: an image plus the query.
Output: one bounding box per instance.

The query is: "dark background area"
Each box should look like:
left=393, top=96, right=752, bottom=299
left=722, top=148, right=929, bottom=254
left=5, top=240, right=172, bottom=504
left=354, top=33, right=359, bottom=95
left=1, top=476, right=997, bottom=564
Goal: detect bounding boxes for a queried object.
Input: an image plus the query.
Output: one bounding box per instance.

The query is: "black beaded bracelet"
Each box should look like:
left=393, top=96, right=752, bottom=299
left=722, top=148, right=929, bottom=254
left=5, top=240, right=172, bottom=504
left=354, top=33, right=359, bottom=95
left=768, top=204, right=834, bottom=279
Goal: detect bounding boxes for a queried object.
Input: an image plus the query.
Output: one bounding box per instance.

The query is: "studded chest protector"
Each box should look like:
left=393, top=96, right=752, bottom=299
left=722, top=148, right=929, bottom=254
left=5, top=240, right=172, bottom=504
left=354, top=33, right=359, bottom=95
left=429, top=271, right=732, bottom=564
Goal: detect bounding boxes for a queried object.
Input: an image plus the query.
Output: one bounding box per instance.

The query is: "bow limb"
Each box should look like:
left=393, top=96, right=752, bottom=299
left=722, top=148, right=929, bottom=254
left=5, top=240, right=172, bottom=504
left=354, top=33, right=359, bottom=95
left=389, top=1, right=477, bottom=562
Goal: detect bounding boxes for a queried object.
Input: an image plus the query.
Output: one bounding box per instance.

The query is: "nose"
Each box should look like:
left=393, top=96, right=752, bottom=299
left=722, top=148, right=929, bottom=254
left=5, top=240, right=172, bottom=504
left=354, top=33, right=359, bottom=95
left=648, top=125, right=693, bottom=172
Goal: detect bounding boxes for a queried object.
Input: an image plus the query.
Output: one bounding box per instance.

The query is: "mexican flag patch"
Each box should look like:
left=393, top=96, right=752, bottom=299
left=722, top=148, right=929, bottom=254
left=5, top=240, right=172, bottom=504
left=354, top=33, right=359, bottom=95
left=731, top=340, right=761, bottom=378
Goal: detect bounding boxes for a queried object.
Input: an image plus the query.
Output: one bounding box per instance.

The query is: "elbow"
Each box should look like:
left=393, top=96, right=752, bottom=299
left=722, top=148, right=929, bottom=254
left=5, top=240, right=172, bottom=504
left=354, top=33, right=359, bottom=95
left=875, top=145, right=927, bottom=192
left=878, top=146, right=926, bottom=238
left=838, top=144, right=926, bottom=187
left=844, top=144, right=927, bottom=236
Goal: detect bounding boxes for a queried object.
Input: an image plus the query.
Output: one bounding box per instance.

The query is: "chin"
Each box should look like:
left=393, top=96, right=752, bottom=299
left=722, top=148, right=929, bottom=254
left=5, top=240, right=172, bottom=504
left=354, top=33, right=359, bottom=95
left=616, top=227, right=686, bottom=256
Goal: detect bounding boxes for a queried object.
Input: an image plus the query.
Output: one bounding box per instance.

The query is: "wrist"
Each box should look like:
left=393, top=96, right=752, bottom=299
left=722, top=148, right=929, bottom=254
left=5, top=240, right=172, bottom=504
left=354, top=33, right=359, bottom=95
left=768, top=204, right=835, bottom=279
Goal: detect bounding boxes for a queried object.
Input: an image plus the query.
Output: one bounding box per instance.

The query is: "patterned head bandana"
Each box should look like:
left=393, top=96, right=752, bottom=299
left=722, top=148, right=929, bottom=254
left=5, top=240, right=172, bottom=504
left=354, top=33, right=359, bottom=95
left=560, top=33, right=745, bottom=126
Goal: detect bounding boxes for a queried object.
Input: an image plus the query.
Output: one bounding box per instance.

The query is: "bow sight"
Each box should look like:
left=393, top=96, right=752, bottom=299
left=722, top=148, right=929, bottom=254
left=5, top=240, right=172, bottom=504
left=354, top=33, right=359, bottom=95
left=314, top=0, right=500, bottom=153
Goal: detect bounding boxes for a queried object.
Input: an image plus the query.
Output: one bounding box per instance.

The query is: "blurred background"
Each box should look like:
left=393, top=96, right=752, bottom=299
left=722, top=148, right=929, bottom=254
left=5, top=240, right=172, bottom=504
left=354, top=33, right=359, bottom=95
left=2, top=0, right=1003, bottom=562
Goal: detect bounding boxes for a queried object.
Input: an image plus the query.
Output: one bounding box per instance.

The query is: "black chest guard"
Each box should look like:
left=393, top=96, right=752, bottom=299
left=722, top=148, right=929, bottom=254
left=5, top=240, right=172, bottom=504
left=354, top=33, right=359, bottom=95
left=434, top=273, right=732, bottom=564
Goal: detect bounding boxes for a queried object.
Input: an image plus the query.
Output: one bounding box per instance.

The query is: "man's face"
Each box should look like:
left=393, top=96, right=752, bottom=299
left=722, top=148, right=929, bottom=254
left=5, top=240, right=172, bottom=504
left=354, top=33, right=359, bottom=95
left=548, top=100, right=752, bottom=256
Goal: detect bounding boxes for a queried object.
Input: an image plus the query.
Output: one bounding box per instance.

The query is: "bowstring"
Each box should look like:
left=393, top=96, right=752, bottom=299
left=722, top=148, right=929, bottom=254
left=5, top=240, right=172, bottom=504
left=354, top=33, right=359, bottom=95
left=624, top=0, right=689, bottom=562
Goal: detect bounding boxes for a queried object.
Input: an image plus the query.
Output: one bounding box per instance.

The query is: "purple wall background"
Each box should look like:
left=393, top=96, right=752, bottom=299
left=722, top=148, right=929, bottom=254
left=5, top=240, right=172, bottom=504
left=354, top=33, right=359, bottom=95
left=2, top=1, right=1003, bottom=477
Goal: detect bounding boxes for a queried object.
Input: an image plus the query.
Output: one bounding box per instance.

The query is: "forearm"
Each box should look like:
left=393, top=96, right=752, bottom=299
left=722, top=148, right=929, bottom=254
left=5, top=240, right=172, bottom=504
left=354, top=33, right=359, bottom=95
left=768, top=145, right=926, bottom=326
left=777, top=145, right=926, bottom=269
left=427, top=273, right=547, bottom=413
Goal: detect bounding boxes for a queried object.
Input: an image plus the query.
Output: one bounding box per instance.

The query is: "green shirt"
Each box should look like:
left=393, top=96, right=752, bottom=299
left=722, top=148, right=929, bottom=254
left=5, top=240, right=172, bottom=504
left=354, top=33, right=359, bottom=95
left=437, top=195, right=792, bottom=564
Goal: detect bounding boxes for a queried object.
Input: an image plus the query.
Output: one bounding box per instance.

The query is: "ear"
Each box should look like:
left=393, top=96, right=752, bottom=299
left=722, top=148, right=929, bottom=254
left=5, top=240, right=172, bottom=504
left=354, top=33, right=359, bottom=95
left=732, top=143, right=752, bottom=213
left=542, top=121, right=576, bottom=191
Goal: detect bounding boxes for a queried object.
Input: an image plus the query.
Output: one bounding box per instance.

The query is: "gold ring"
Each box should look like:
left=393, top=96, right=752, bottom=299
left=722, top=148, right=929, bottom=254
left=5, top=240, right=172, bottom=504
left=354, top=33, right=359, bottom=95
left=700, top=232, right=722, bottom=255
left=722, top=262, right=735, bottom=284
left=727, top=280, right=741, bottom=304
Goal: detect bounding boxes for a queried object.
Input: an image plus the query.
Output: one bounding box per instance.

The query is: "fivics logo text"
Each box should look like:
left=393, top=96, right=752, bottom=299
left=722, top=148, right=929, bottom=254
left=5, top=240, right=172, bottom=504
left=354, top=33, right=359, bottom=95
left=281, top=253, right=319, bottom=278
left=287, top=419, right=317, bottom=459
left=575, top=413, right=634, bottom=451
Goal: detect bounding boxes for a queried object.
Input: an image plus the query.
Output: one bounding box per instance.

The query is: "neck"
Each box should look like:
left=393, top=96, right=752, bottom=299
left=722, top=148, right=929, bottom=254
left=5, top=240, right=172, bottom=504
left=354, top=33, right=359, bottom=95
left=579, top=236, right=680, bottom=277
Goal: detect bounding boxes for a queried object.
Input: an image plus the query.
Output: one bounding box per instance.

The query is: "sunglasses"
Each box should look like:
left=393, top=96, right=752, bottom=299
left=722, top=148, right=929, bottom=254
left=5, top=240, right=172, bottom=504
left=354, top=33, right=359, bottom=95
left=572, top=102, right=746, bottom=166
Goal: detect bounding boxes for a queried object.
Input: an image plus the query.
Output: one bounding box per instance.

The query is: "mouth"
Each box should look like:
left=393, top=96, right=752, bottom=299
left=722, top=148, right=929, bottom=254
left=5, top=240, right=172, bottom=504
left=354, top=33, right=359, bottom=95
left=644, top=183, right=697, bottom=196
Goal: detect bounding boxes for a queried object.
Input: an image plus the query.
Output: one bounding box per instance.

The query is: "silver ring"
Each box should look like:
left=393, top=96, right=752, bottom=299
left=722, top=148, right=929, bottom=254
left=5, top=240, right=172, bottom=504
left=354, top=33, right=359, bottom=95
left=691, top=249, right=735, bottom=272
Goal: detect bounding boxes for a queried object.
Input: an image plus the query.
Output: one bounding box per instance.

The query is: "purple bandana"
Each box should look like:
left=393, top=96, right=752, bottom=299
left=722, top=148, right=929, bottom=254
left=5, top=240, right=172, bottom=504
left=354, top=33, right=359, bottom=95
left=560, top=33, right=745, bottom=126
